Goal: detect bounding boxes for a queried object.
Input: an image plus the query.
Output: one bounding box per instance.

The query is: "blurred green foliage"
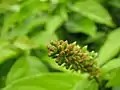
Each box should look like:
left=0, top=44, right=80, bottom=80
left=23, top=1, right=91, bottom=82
left=0, top=0, right=120, bottom=90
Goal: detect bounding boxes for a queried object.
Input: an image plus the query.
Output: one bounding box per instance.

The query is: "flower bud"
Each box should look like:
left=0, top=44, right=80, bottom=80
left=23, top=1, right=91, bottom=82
left=47, top=40, right=100, bottom=78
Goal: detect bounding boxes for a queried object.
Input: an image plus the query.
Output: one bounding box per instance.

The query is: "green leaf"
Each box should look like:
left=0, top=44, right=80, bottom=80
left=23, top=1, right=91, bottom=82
left=0, top=77, right=5, bottom=89
left=98, top=28, right=120, bottom=65
left=1, top=0, right=19, bottom=5
left=107, top=69, right=120, bottom=87
left=46, top=15, right=65, bottom=33
left=7, top=15, right=48, bottom=39
left=0, top=3, right=20, bottom=13
left=50, top=0, right=68, bottom=4
left=112, top=87, right=120, bottom=90
left=1, top=0, right=49, bottom=39
left=0, top=59, right=15, bottom=89
left=0, top=40, right=17, bottom=64
left=3, top=73, right=83, bottom=90
left=6, top=56, right=48, bottom=85
left=13, top=36, right=38, bottom=50
left=0, top=48, right=17, bottom=63
left=101, top=58, right=120, bottom=74
left=109, top=0, right=120, bottom=8
left=65, top=15, right=96, bottom=37
left=31, top=31, right=58, bottom=49
left=74, top=79, right=98, bottom=90
left=70, top=0, right=114, bottom=26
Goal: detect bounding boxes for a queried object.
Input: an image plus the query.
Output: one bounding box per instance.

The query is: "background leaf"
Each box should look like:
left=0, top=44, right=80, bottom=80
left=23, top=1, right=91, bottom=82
left=74, top=79, right=98, bottom=90
left=112, top=87, right=120, bottom=90
left=98, top=28, right=120, bottom=65
left=0, top=0, right=120, bottom=89
left=13, top=36, right=38, bottom=50
left=101, top=58, right=120, bottom=74
left=0, top=40, right=17, bottom=64
left=109, top=0, right=120, bottom=8
left=107, top=69, right=120, bottom=87
left=65, top=15, right=96, bottom=37
left=31, top=31, right=58, bottom=49
left=70, top=0, right=114, bottom=26
left=6, top=56, right=48, bottom=84
left=46, top=15, right=65, bottom=33
left=3, top=73, right=83, bottom=90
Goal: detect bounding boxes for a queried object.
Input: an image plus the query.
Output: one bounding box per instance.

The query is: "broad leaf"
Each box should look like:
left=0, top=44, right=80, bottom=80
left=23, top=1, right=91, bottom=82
left=13, top=36, right=38, bottom=50
left=1, top=0, right=49, bottom=39
left=31, top=31, right=58, bottom=49
left=101, top=58, right=120, bottom=74
left=109, top=0, right=120, bottom=8
left=8, top=15, right=48, bottom=39
left=70, top=0, right=114, bottom=26
left=74, top=79, right=98, bottom=90
left=6, top=56, right=48, bottom=84
left=0, top=48, right=17, bottom=63
left=98, top=28, right=120, bottom=65
left=0, top=59, right=15, bottom=89
left=3, top=73, right=83, bottom=90
left=107, top=69, right=120, bottom=87
left=0, top=40, right=17, bottom=64
left=46, top=15, right=65, bottom=33
left=66, top=15, right=96, bottom=37
left=112, top=87, right=120, bottom=90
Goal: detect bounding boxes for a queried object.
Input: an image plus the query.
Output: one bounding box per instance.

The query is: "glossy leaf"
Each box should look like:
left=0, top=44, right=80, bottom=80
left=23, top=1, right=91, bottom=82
left=1, top=0, right=49, bottom=39
left=74, top=79, right=98, bottom=90
left=112, top=87, right=120, bottom=90
left=107, top=69, right=120, bottom=87
left=101, top=58, right=120, bottom=74
left=13, top=36, right=38, bottom=50
left=31, top=31, right=58, bottom=49
left=98, top=28, right=120, bottom=65
left=8, top=15, right=48, bottom=39
left=3, top=73, right=83, bottom=90
left=0, top=48, right=17, bottom=63
left=0, top=40, right=17, bottom=64
left=109, top=0, right=120, bottom=8
left=6, top=56, right=48, bottom=84
left=70, top=0, right=114, bottom=26
left=66, top=16, right=96, bottom=37
left=46, top=15, right=65, bottom=33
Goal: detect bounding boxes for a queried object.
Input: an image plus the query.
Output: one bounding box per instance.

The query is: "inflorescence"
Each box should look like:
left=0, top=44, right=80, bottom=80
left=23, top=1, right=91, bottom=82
left=47, top=40, right=100, bottom=78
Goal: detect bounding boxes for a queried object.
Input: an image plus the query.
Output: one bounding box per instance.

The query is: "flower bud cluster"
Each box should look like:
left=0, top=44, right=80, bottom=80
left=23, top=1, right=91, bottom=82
left=47, top=40, right=100, bottom=77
